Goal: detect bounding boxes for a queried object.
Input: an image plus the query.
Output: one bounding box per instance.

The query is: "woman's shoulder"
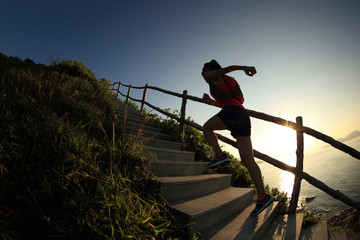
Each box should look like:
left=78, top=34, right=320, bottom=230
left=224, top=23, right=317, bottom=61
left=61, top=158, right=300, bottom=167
left=223, top=74, right=235, bottom=80
left=223, top=75, right=237, bottom=84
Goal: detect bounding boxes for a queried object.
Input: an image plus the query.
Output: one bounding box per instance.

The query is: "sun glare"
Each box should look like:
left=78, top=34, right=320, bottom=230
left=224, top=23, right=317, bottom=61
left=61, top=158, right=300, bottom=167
left=262, top=124, right=297, bottom=161
left=280, top=170, right=295, bottom=195
left=264, top=125, right=297, bottom=194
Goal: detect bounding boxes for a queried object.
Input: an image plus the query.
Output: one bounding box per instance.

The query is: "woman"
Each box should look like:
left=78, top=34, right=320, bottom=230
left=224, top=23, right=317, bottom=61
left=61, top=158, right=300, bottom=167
left=201, top=59, right=274, bottom=216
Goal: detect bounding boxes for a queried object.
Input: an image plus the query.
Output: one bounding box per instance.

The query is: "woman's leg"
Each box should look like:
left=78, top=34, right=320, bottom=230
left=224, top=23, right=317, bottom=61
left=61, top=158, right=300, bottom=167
left=236, top=135, right=266, bottom=197
left=203, top=115, right=227, bottom=155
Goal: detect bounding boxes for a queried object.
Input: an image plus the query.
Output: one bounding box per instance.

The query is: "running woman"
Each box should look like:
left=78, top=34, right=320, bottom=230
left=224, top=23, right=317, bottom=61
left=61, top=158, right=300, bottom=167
left=201, top=59, right=274, bottom=216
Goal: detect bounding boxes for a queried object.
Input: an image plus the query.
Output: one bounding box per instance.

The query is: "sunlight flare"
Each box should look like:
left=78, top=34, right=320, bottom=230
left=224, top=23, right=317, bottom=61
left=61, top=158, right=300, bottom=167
left=257, top=122, right=297, bottom=160
left=279, top=170, right=295, bottom=195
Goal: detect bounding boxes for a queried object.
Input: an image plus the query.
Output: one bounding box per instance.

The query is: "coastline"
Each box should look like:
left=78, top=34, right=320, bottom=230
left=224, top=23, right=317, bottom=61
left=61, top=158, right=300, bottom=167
left=327, top=208, right=360, bottom=236
left=258, top=135, right=360, bottom=220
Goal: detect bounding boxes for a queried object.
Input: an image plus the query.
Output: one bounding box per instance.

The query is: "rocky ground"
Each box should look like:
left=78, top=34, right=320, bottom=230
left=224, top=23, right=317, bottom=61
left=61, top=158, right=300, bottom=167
left=327, top=208, right=360, bottom=235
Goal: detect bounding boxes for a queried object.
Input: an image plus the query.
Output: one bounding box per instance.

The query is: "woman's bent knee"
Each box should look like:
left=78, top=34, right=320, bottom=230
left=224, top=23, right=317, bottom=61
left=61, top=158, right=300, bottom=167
left=203, top=121, right=216, bottom=132
left=203, top=115, right=227, bottom=132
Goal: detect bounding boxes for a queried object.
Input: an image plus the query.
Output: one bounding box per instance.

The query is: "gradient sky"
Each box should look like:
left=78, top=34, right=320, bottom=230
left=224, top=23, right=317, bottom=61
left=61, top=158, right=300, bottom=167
left=2, top=0, right=360, bottom=159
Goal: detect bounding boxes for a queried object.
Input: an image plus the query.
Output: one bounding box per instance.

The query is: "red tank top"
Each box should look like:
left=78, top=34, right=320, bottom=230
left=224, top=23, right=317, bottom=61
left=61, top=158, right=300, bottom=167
left=209, top=75, right=244, bottom=108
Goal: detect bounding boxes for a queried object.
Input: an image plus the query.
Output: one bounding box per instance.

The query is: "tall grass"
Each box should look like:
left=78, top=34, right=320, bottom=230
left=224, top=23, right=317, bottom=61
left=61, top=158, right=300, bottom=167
left=0, top=54, right=196, bottom=239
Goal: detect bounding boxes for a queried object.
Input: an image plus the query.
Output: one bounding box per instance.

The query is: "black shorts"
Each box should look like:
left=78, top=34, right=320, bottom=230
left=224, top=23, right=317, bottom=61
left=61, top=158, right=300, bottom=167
left=217, top=105, right=251, bottom=138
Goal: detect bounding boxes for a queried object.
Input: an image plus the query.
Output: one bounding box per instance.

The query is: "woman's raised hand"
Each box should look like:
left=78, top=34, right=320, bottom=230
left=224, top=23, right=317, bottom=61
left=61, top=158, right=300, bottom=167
left=244, top=66, right=257, bottom=77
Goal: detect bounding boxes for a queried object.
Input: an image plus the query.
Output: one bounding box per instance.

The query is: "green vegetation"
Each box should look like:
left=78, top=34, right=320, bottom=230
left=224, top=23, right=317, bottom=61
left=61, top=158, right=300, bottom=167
left=0, top=54, right=196, bottom=239
left=296, top=201, right=321, bottom=226
left=0, top=53, right=291, bottom=239
left=300, top=209, right=322, bottom=226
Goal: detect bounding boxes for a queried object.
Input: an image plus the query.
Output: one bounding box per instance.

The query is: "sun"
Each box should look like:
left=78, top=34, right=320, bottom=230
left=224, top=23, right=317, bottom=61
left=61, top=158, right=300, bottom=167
left=253, top=118, right=300, bottom=195
left=263, top=124, right=297, bottom=164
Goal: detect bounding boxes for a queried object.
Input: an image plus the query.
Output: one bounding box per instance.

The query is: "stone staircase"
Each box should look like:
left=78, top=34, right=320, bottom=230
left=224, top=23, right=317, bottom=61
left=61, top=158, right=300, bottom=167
left=113, top=98, right=352, bottom=240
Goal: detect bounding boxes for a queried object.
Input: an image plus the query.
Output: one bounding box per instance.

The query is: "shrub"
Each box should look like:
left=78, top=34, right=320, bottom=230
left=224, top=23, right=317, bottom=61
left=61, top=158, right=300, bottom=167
left=216, top=154, right=253, bottom=188
left=50, top=59, right=96, bottom=80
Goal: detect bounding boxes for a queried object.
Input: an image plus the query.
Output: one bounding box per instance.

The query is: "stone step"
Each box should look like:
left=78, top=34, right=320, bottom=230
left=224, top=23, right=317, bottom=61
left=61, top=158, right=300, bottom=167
left=143, top=138, right=181, bottom=150
left=300, top=221, right=328, bottom=240
left=124, top=127, right=170, bottom=141
left=203, top=200, right=278, bottom=240
left=158, top=174, right=232, bottom=204
left=117, top=111, right=160, bottom=128
left=171, top=187, right=255, bottom=233
left=124, top=121, right=163, bottom=134
left=116, top=103, right=142, bottom=115
left=150, top=160, right=207, bottom=177
left=262, top=214, right=304, bottom=240
left=117, top=111, right=147, bottom=123
left=348, top=233, right=360, bottom=240
left=112, top=101, right=142, bottom=116
left=121, top=117, right=167, bottom=133
left=145, top=146, right=195, bottom=162
left=329, top=230, right=347, bottom=240
left=115, top=106, right=156, bottom=124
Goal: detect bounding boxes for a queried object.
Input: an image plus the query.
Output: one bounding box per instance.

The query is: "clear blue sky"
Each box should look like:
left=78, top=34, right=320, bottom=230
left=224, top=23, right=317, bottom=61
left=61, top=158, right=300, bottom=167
left=2, top=0, right=360, bottom=158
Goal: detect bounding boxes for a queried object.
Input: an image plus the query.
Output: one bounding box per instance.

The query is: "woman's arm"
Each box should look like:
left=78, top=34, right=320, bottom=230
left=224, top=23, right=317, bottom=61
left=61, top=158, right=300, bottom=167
left=205, top=65, right=257, bottom=79
left=202, top=93, right=222, bottom=107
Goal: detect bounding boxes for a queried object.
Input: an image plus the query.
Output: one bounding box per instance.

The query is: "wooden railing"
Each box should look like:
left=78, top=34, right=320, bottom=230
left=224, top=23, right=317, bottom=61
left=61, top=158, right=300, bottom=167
left=110, top=81, right=360, bottom=214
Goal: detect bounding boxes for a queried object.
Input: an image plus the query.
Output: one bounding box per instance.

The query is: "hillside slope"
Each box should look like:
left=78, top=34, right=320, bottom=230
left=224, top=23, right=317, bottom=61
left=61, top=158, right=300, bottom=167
left=0, top=54, right=196, bottom=239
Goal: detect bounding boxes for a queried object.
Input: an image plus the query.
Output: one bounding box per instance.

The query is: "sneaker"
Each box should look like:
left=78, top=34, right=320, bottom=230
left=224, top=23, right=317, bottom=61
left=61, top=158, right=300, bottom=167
left=250, top=194, right=275, bottom=216
left=206, top=153, right=230, bottom=169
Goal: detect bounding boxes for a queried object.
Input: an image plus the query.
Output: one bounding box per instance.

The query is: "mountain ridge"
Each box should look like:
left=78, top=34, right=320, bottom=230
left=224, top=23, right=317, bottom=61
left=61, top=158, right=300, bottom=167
left=338, top=130, right=360, bottom=143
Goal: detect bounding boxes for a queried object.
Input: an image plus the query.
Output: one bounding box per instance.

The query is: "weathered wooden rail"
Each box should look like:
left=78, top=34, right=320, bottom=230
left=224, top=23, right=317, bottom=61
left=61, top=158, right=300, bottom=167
left=110, top=81, right=360, bottom=213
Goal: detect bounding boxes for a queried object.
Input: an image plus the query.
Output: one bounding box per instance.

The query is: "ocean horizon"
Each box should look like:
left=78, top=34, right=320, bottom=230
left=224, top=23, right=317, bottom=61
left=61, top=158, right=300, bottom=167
left=258, top=134, right=360, bottom=219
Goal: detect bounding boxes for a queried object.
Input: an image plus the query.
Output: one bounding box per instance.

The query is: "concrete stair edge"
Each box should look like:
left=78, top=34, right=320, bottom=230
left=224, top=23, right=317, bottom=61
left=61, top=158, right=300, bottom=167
left=117, top=112, right=152, bottom=123
left=124, top=127, right=170, bottom=141
left=300, top=221, right=329, bottom=240
left=172, top=187, right=255, bottom=232
left=328, top=230, right=348, bottom=240
left=123, top=121, right=163, bottom=134
left=262, top=213, right=304, bottom=240
left=143, top=138, right=181, bottom=150
left=145, top=146, right=195, bottom=162
left=158, top=174, right=232, bottom=204
left=203, top=201, right=279, bottom=240
left=149, top=160, right=208, bottom=177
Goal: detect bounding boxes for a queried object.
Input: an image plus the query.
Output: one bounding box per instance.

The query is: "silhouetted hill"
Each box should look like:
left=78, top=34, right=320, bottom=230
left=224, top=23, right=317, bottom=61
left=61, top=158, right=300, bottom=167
left=0, top=53, right=195, bottom=239
left=338, top=130, right=360, bottom=143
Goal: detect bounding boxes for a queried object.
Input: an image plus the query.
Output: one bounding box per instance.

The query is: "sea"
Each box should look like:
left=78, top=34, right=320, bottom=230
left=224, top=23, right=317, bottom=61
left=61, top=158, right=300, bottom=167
left=257, top=134, right=360, bottom=219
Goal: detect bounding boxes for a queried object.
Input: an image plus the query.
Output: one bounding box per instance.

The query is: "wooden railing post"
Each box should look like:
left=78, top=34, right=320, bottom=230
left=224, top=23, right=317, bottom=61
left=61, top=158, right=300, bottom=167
left=289, top=116, right=304, bottom=214
left=126, top=84, right=132, bottom=105
left=141, top=84, right=148, bottom=113
left=179, top=90, right=188, bottom=149
left=116, top=81, right=121, bottom=98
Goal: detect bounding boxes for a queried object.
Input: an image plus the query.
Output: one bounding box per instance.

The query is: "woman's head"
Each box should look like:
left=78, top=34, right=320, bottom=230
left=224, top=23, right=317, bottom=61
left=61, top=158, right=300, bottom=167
left=202, top=59, right=222, bottom=82
left=202, top=59, right=222, bottom=74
